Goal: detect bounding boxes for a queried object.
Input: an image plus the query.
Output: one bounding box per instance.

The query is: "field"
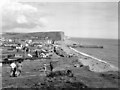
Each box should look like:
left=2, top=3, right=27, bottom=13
left=2, top=55, right=119, bottom=89
left=70, top=38, right=118, bottom=67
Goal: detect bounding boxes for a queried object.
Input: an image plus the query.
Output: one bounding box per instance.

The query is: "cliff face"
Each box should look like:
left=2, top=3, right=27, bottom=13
left=2, top=31, right=65, bottom=41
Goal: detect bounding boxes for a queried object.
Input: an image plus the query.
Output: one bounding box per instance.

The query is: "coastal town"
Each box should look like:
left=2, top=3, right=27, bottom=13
left=1, top=32, right=66, bottom=63
left=1, top=1, right=119, bottom=89
left=1, top=32, right=119, bottom=89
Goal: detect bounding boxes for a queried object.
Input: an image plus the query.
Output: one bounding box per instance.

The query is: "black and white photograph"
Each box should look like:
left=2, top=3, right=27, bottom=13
left=0, top=0, right=119, bottom=89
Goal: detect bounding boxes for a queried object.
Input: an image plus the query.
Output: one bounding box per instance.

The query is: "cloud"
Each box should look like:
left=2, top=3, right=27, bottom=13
left=2, top=2, right=48, bottom=31
left=16, top=15, right=28, bottom=24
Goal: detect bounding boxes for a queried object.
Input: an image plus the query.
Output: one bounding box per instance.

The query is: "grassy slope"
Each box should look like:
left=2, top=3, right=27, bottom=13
left=2, top=56, right=119, bottom=88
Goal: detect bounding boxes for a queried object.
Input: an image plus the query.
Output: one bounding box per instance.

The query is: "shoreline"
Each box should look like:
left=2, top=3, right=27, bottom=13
left=69, top=47, right=118, bottom=72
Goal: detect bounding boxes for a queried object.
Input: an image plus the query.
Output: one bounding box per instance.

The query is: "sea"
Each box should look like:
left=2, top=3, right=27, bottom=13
left=70, top=38, right=119, bottom=68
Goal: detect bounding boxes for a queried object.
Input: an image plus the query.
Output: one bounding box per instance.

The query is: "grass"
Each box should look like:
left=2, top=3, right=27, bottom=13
left=2, top=57, right=119, bottom=88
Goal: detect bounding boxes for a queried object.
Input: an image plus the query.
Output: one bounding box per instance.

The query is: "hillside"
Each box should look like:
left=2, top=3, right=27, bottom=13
left=2, top=31, right=65, bottom=41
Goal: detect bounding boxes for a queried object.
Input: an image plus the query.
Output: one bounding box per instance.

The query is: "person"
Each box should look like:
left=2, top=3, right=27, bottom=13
left=10, top=61, right=17, bottom=77
left=35, top=50, right=38, bottom=57
left=43, top=62, right=53, bottom=76
left=49, top=62, right=53, bottom=72
left=43, top=64, right=47, bottom=76
left=16, top=61, right=22, bottom=76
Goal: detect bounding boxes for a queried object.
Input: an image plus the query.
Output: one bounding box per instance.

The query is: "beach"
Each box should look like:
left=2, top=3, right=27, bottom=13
left=70, top=38, right=118, bottom=68
left=70, top=47, right=118, bottom=72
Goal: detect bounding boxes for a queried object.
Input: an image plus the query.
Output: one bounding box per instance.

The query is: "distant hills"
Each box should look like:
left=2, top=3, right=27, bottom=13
left=2, top=31, right=65, bottom=41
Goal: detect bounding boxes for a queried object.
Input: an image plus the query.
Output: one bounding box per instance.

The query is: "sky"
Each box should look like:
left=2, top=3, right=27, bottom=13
left=1, top=0, right=118, bottom=39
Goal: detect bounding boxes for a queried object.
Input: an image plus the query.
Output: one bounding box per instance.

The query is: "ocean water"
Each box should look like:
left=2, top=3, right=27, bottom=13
left=70, top=38, right=118, bottom=67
